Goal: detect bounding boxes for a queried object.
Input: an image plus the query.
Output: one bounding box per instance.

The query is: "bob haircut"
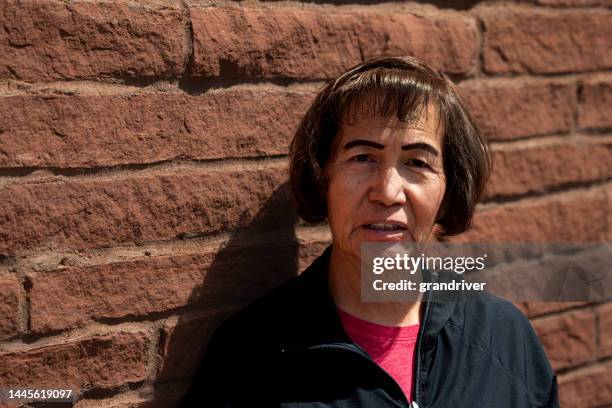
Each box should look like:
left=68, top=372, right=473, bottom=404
left=289, top=56, right=491, bottom=238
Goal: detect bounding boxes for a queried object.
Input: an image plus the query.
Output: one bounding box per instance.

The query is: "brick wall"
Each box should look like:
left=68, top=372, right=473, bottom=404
left=0, top=0, right=610, bottom=406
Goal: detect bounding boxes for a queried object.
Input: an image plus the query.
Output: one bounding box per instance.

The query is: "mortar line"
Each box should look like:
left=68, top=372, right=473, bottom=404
left=0, top=155, right=289, bottom=188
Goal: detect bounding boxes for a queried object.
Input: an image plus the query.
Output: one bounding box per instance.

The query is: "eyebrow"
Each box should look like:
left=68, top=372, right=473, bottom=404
left=343, top=139, right=439, bottom=157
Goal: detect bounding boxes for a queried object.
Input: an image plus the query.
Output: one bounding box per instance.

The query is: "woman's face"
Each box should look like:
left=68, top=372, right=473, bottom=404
left=324, top=109, right=446, bottom=262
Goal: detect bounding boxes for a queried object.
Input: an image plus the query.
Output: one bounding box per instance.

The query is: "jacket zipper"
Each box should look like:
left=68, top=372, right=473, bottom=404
left=413, top=285, right=434, bottom=408
left=288, top=342, right=412, bottom=408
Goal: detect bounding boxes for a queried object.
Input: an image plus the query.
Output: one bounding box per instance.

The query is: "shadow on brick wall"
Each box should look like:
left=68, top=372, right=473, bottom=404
left=155, top=181, right=303, bottom=406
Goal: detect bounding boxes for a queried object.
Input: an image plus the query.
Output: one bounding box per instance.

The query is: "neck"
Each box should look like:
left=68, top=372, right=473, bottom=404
left=328, top=244, right=422, bottom=327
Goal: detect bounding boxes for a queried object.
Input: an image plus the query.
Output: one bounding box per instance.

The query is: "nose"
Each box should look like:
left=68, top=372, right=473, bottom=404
left=368, top=166, right=407, bottom=207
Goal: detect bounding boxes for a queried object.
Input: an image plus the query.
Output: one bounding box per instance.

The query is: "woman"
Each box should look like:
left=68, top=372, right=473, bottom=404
left=180, top=57, right=559, bottom=407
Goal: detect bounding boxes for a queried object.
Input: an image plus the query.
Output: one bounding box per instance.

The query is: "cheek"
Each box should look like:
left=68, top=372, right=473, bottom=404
left=332, top=173, right=364, bottom=195
left=326, top=171, right=368, bottom=224
left=412, top=179, right=446, bottom=224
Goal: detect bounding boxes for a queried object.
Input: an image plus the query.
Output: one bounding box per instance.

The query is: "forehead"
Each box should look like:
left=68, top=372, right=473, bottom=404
left=338, top=106, right=444, bottom=146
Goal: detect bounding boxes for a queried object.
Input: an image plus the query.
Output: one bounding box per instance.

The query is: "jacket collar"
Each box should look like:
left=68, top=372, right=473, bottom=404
left=276, top=244, right=457, bottom=351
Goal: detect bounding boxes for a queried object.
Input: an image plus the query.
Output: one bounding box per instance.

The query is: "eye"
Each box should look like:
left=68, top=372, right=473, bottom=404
left=406, top=158, right=431, bottom=169
left=351, top=154, right=376, bottom=163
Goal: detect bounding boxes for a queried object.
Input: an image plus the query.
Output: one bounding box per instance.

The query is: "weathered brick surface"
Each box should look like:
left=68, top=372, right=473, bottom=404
left=533, top=310, right=596, bottom=370
left=579, top=77, right=612, bottom=130
left=537, top=0, right=612, bottom=5
left=158, top=309, right=240, bottom=381
left=469, top=244, right=609, bottom=304
left=298, top=241, right=331, bottom=274
left=296, top=226, right=332, bottom=273
left=80, top=385, right=189, bottom=408
left=0, top=0, right=188, bottom=81
left=480, top=7, right=612, bottom=74
left=515, top=302, right=588, bottom=318
left=0, top=90, right=313, bottom=168
left=28, top=241, right=300, bottom=332
left=0, top=163, right=290, bottom=254
left=75, top=388, right=187, bottom=408
left=75, top=393, right=149, bottom=408
left=459, top=79, right=575, bottom=141
left=0, top=330, right=150, bottom=389
left=190, top=6, right=478, bottom=79
left=460, top=186, right=612, bottom=242
left=597, top=302, right=612, bottom=358
left=485, top=140, right=612, bottom=199
left=0, top=274, right=20, bottom=340
left=0, top=1, right=609, bottom=406
left=558, top=361, right=612, bottom=407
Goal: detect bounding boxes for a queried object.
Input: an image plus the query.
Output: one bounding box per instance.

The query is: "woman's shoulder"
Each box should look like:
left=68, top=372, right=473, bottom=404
left=214, top=275, right=302, bottom=333
left=458, top=291, right=539, bottom=344
left=433, top=271, right=537, bottom=343
left=454, top=292, right=555, bottom=381
left=209, top=263, right=324, bottom=348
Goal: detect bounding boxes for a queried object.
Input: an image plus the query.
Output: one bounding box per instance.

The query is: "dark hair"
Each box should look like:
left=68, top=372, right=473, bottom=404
left=289, top=56, right=491, bottom=238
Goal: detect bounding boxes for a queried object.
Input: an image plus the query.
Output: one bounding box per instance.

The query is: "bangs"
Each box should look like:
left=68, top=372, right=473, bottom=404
left=332, top=68, right=446, bottom=131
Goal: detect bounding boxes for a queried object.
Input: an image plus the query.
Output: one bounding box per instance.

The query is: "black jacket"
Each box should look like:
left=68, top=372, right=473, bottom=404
left=180, top=246, right=559, bottom=407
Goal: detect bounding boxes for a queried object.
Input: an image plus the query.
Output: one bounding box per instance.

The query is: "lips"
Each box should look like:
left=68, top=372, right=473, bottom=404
left=362, top=221, right=408, bottom=231
left=359, top=220, right=412, bottom=242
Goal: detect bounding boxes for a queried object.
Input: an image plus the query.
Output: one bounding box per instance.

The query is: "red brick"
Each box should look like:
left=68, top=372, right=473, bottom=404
left=74, top=382, right=189, bottom=408
left=0, top=162, right=290, bottom=254
left=0, top=0, right=188, bottom=81
left=537, top=0, right=612, bottom=5
left=75, top=393, right=148, bottom=408
left=597, top=302, right=612, bottom=358
left=0, top=90, right=313, bottom=168
left=296, top=227, right=331, bottom=273
left=0, top=273, right=20, bottom=340
left=533, top=310, right=596, bottom=370
left=480, top=7, right=612, bottom=74
left=468, top=244, right=608, bottom=304
left=158, top=309, right=240, bottom=380
left=459, top=79, right=575, bottom=141
left=558, top=361, right=612, bottom=407
left=485, top=140, right=612, bottom=199
left=460, top=185, right=612, bottom=242
left=515, top=302, right=588, bottom=318
left=0, top=330, right=150, bottom=389
left=190, top=6, right=478, bottom=78
left=579, top=76, right=612, bottom=130
left=28, top=241, right=301, bottom=332
left=75, top=388, right=187, bottom=408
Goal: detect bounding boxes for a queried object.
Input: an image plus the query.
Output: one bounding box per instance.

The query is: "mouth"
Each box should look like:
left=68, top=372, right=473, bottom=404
left=363, top=222, right=406, bottom=231
left=362, top=221, right=408, bottom=231
left=360, top=221, right=410, bottom=241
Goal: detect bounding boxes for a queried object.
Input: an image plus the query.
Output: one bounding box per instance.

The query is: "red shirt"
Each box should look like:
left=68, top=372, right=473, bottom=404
left=337, top=308, right=420, bottom=402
